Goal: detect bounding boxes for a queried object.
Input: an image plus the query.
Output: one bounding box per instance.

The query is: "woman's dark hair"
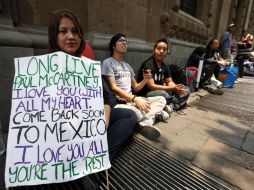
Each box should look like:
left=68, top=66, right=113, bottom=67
left=193, top=46, right=206, bottom=56
left=206, top=38, right=217, bottom=49
left=205, top=38, right=219, bottom=59
left=109, top=33, right=126, bottom=56
left=153, top=38, right=169, bottom=50
left=48, top=9, right=85, bottom=57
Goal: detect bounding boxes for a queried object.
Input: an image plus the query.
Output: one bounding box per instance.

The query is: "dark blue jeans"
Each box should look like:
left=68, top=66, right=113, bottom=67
left=236, top=54, right=249, bottom=78
left=146, top=86, right=190, bottom=111
left=107, top=108, right=137, bottom=160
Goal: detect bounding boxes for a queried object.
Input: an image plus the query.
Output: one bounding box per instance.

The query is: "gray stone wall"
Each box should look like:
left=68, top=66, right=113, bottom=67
left=88, top=32, right=198, bottom=72
left=0, top=47, right=34, bottom=133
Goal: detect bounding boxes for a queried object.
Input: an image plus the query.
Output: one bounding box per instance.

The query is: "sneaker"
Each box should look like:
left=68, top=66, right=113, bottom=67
left=176, top=109, right=187, bottom=115
left=235, top=80, right=239, bottom=84
left=204, top=85, right=224, bottom=95
left=164, top=105, right=174, bottom=114
left=156, top=110, right=170, bottom=122
left=138, top=125, right=161, bottom=140
left=210, top=77, right=223, bottom=88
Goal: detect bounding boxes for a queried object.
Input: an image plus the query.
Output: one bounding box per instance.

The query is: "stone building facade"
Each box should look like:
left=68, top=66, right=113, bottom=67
left=0, top=0, right=254, bottom=133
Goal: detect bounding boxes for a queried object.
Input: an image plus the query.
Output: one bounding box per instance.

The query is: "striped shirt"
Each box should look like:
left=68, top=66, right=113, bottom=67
left=238, top=34, right=253, bottom=55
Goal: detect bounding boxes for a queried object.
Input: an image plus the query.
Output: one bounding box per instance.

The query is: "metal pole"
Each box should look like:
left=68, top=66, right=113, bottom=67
left=196, top=59, right=204, bottom=88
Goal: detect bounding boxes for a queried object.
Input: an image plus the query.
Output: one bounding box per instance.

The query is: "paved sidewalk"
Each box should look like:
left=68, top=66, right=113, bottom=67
left=138, top=78, right=254, bottom=190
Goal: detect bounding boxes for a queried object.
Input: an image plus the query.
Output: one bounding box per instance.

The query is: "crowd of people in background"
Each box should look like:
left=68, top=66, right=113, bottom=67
left=186, top=23, right=254, bottom=95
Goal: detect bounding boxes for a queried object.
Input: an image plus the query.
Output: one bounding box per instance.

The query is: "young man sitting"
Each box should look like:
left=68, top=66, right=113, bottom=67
left=101, top=34, right=169, bottom=140
left=138, top=38, right=190, bottom=113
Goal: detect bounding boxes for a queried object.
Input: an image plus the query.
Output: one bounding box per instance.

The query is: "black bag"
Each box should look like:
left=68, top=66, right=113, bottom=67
left=169, top=64, right=188, bottom=85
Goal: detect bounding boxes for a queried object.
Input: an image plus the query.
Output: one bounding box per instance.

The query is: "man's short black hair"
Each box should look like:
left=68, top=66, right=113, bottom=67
left=109, top=33, right=126, bottom=56
left=153, top=38, right=169, bottom=50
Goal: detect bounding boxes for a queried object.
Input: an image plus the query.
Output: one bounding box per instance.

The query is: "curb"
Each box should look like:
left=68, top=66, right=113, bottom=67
left=187, top=89, right=209, bottom=105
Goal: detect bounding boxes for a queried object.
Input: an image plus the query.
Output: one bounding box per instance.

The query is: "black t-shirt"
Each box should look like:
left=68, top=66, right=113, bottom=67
left=138, top=56, right=171, bottom=96
left=205, top=49, right=221, bottom=60
left=102, top=76, right=117, bottom=108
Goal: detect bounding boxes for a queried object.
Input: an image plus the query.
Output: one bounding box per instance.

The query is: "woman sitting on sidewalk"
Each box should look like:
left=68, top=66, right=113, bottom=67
left=47, top=9, right=138, bottom=189
left=205, top=38, right=230, bottom=79
left=186, top=46, right=228, bottom=95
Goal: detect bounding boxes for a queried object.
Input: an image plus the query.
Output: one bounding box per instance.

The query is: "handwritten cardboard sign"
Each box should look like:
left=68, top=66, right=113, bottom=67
left=5, top=52, right=111, bottom=187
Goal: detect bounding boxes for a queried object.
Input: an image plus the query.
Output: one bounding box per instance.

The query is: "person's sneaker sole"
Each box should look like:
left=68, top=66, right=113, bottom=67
left=138, top=125, right=161, bottom=140
left=204, top=85, right=224, bottom=95
left=207, top=87, right=224, bottom=95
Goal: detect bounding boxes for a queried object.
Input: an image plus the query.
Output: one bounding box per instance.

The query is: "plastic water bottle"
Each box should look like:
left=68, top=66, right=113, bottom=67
left=196, top=60, right=204, bottom=88
left=230, top=55, right=234, bottom=68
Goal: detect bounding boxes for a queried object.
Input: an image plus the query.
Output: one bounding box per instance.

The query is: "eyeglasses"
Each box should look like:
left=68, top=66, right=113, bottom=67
left=117, top=38, right=128, bottom=44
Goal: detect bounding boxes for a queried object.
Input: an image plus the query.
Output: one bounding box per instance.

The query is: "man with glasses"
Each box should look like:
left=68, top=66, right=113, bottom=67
left=101, top=34, right=169, bottom=140
left=138, top=38, right=190, bottom=113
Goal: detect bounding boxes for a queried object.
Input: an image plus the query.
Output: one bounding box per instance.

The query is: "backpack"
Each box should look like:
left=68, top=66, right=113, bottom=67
left=169, top=64, right=188, bottom=85
left=218, top=64, right=238, bottom=88
left=185, top=66, right=198, bottom=92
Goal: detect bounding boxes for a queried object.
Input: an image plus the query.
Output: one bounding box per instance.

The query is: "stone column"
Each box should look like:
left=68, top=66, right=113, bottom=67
left=0, top=0, right=32, bottom=47
left=244, top=0, right=253, bottom=30
left=233, top=0, right=250, bottom=39
left=249, top=3, right=254, bottom=34
left=215, top=0, right=232, bottom=38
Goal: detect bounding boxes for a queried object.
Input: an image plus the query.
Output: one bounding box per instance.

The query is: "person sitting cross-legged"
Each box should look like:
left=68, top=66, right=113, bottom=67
left=138, top=38, right=190, bottom=113
left=101, top=33, right=169, bottom=140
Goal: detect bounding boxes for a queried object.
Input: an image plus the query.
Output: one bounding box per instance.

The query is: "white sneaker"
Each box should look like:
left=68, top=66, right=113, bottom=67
left=164, top=105, right=174, bottom=114
left=138, top=125, right=161, bottom=140
left=156, top=110, right=170, bottom=122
